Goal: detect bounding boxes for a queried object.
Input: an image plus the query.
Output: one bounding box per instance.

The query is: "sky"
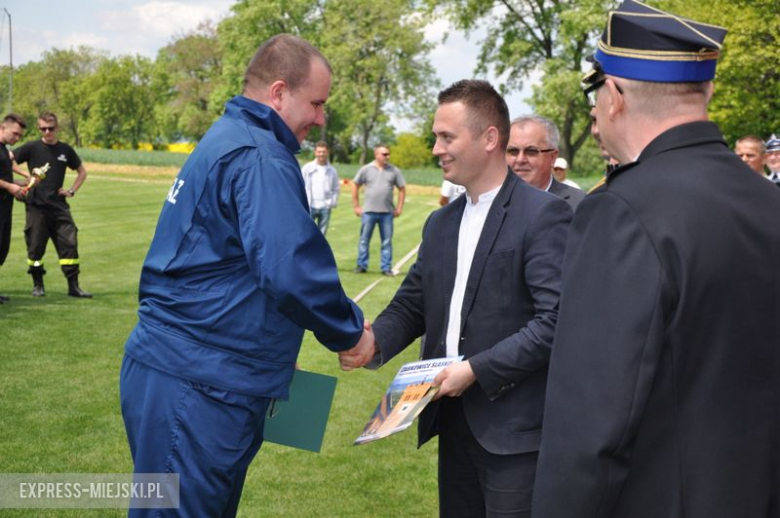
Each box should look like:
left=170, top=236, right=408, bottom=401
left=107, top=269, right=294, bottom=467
left=1, top=0, right=533, bottom=132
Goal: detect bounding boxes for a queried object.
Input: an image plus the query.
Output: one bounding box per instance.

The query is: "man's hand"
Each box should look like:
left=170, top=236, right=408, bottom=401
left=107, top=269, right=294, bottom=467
left=339, top=320, right=375, bottom=371
left=353, top=206, right=363, bottom=217
left=393, top=207, right=402, bottom=218
left=432, top=361, right=477, bottom=400
left=8, top=183, right=25, bottom=201
left=58, top=188, right=74, bottom=198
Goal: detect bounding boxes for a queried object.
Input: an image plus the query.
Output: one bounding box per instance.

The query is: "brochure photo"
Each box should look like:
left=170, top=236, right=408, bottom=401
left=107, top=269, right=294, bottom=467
left=354, top=356, right=462, bottom=445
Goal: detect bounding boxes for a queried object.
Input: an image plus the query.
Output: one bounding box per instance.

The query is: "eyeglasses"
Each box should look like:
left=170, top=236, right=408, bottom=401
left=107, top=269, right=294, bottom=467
left=39, top=126, right=56, bottom=133
left=583, top=78, right=606, bottom=108
left=583, top=77, right=624, bottom=108
left=505, top=146, right=556, bottom=158
left=381, top=153, right=390, bottom=157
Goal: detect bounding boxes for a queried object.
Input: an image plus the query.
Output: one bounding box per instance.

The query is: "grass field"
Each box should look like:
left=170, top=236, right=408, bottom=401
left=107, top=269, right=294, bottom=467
left=75, top=147, right=446, bottom=188
left=0, top=166, right=440, bottom=516
left=0, top=158, right=601, bottom=516
left=74, top=148, right=602, bottom=190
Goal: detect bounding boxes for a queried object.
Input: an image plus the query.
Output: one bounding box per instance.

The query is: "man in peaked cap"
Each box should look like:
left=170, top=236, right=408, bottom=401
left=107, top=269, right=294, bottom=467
left=765, top=134, right=780, bottom=184
left=532, top=2, right=780, bottom=517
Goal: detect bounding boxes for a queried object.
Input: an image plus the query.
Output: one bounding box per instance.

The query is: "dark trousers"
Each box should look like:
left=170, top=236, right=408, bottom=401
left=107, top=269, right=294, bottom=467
left=0, top=196, right=12, bottom=266
left=24, top=203, right=80, bottom=276
left=120, top=356, right=272, bottom=517
left=438, top=398, right=538, bottom=518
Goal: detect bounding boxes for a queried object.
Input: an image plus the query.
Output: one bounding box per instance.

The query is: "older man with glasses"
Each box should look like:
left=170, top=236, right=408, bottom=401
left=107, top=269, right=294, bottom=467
left=13, top=112, right=92, bottom=298
left=506, top=115, right=586, bottom=212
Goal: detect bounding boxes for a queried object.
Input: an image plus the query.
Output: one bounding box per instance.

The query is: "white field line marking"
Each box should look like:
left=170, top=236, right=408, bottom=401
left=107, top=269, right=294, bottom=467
left=353, top=242, right=420, bottom=303
left=89, top=174, right=172, bottom=185
left=353, top=279, right=383, bottom=303
left=392, top=242, right=420, bottom=274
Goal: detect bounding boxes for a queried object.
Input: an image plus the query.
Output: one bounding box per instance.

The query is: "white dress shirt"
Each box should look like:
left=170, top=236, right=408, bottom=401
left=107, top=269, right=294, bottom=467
left=445, top=185, right=501, bottom=357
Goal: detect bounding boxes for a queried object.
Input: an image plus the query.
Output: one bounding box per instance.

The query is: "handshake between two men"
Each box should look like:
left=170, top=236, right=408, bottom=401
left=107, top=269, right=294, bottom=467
left=337, top=321, right=478, bottom=400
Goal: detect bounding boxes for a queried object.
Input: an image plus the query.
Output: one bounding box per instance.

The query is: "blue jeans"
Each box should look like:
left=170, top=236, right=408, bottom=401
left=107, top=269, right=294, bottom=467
left=310, top=207, right=332, bottom=235
left=357, top=212, right=393, bottom=272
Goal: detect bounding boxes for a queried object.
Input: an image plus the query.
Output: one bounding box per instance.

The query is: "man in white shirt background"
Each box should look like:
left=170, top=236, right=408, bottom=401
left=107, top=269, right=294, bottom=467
left=301, top=141, right=340, bottom=235
left=439, top=179, right=467, bottom=206
left=552, top=157, right=581, bottom=189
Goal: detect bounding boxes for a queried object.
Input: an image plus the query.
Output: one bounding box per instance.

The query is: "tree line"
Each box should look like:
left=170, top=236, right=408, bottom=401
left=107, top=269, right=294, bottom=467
left=0, top=0, right=776, bottom=172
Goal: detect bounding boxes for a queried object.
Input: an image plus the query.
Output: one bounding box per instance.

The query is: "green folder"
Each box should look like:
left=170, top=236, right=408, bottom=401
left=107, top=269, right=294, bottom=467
left=263, top=370, right=338, bottom=453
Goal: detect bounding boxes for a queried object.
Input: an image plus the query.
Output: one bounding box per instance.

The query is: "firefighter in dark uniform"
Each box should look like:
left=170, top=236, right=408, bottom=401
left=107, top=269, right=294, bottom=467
left=13, top=112, right=92, bottom=298
left=533, top=1, right=780, bottom=517
left=0, top=114, right=28, bottom=303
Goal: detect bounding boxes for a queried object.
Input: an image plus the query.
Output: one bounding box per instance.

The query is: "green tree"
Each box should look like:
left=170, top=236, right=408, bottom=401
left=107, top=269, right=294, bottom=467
left=154, top=22, right=223, bottom=142
left=9, top=47, right=105, bottom=146
left=81, top=55, right=158, bottom=149
left=215, top=0, right=438, bottom=163
left=431, top=0, right=616, bottom=168
left=391, top=132, right=432, bottom=168
left=3, top=60, right=49, bottom=135
left=214, top=0, right=321, bottom=111
left=321, top=0, right=439, bottom=163
left=659, top=0, right=780, bottom=144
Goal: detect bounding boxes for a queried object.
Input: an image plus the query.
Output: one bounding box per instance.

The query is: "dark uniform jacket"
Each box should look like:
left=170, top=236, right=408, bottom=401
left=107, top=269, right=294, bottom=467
left=549, top=177, right=586, bottom=212
left=533, top=121, right=780, bottom=517
left=370, top=171, right=572, bottom=454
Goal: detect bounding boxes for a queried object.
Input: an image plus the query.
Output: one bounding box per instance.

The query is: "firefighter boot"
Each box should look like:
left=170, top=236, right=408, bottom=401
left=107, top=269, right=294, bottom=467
left=30, top=266, right=45, bottom=297
left=67, top=275, right=92, bottom=298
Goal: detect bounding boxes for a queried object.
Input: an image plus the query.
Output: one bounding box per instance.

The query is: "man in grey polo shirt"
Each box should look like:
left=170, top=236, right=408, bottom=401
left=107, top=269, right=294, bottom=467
left=351, top=144, right=406, bottom=275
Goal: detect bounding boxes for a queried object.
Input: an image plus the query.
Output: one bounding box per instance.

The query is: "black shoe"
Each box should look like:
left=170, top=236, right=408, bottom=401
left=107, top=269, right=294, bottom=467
left=68, top=285, right=93, bottom=298
left=382, top=270, right=396, bottom=277
left=67, top=275, right=93, bottom=298
left=353, top=267, right=367, bottom=273
left=31, top=286, right=45, bottom=297
left=0, top=294, right=9, bottom=302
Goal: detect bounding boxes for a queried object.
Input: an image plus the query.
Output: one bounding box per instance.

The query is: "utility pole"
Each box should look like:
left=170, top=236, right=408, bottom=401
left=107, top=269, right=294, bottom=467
left=2, top=8, right=11, bottom=112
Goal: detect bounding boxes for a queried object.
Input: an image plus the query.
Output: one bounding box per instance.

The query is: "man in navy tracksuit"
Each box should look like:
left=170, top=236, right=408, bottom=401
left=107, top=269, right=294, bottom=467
left=120, top=35, right=373, bottom=517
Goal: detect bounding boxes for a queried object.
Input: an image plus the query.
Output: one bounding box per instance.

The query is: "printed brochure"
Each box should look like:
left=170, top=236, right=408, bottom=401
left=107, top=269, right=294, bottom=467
left=354, top=356, right=462, bottom=445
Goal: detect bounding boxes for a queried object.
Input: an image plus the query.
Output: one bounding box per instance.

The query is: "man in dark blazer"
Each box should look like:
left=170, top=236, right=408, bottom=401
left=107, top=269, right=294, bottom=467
left=341, top=80, right=571, bottom=517
left=506, top=115, right=586, bottom=212
left=533, top=2, right=780, bottom=517
left=548, top=176, right=585, bottom=212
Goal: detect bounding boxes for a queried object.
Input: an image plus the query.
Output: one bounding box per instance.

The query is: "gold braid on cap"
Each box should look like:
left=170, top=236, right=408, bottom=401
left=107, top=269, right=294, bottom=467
left=602, top=10, right=724, bottom=62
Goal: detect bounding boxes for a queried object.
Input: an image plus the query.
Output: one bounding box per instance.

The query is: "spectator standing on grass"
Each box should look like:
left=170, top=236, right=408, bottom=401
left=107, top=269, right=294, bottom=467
left=13, top=112, right=92, bottom=298
left=119, top=34, right=373, bottom=517
left=352, top=144, right=406, bottom=276
left=301, top=140, right=340, bottom=235
left=0, top=114, right=27, bottom=304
